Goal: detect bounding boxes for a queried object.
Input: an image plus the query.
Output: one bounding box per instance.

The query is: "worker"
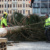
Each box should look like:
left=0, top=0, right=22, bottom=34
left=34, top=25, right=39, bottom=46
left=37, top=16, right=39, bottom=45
left=44, top=14, right=50, bottom=42
left=29, top=0, right=34, bottom=7
left=1, top=12, right=8, bottom=28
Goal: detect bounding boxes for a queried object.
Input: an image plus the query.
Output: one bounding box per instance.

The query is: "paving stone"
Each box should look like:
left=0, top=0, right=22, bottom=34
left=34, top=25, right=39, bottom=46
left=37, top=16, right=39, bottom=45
left=7, top=42, right=50, bottom=50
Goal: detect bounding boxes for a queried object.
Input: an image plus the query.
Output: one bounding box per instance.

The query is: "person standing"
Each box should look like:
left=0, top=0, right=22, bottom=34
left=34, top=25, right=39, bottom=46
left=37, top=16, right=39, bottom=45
left=44, top=14, right=50, bottom=42
left=1, top=12, right=8, bottom=28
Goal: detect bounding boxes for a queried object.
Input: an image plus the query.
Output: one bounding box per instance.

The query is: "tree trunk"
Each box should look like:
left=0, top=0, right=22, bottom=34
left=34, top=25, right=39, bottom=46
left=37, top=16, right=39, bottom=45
left=0, top=26, right=24, bottom=37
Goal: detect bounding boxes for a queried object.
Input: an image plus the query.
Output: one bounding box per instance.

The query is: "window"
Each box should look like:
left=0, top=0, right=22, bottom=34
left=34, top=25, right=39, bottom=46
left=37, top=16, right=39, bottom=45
left=16, top=4, right=17, bottom=7
left=28, top=4, right=29, bottom=7
left=41, top=8, right=48, bottom=14
left=33, top=3, right=40, bottom=8
left=49, top=8, right=50, bottom=14
left=2, top=5, right=3, bottom=8
left=0, top=10, right=1, bottom=14
left=5, top=0, right=6, bottom=1
left=0, top=0, right=1, bottom=1
left=33, top=8, right=40, bottom=14
left=41, top=0, right=48, bottom=2
left=20, top=4, right=22, bottom=7
left=49, top=3, right=50, bottom=8
left=0, top=5, right=1, bottom=8
left=18, top=10, right=20, bottom=13
left=13, top=10, right=15, bottom=13
left=18, top=4, right=19, bottom=7
left=2, top=0, right=3, bottom=1
left=41, top=3, right=48, bottom=8
left=13, top=0, right=15, bottom=1
left=10, top=11, right=11, bottom=14
left=20, top=0, right=22, bottom=1
left=8, top=4, right=9, bottom=8
left=8, top=10, right=9, bottom=13
left=26, top=4, right=27, bottom=7
left=35, top=0, right=41, bottom=2
left=10, top=4, right=12, bottom=8
left=2, top=10, right=3, bottom=13
left=23, top=4, right=25, bottom=7
left=13, top=4, right=15, bottom=7
left=23, top=10, right=25, bottom=14
left=23, top=0, right=25, bottom=1
left=28, top=10, right=30, bottom=15
left=5, top=4, right=6, bottom=8
left=5, top=10, right=6, bottom=12
left=10, top=0, right=12, bottom=1
left=20, top=10, right=22, bottom=13
left=26, top=0, right=28, bottom=1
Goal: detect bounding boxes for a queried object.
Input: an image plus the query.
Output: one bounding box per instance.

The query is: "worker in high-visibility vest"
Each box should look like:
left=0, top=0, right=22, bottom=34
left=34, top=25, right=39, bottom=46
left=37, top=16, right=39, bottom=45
left=29, top=0, right=34, bottom=7
left=44, top=14, right=50, bottom=42
left=1, top=12, right=8, bottom=28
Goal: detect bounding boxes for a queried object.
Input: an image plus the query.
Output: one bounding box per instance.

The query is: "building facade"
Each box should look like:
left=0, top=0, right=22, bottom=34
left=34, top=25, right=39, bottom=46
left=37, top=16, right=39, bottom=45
left=0, top=0, right=32, bottom=17
left=33, top=0, right=50, bottom=16
left=12, top=0, right=32, bottom=16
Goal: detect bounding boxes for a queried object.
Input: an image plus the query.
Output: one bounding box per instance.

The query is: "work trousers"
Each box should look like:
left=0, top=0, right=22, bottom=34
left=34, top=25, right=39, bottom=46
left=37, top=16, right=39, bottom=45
left=45, top=28, right=50, bottom=41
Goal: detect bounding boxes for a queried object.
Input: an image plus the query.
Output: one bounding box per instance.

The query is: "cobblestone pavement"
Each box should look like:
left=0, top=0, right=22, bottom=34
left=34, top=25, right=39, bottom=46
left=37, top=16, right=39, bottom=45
left=7, top=41, right=50, bottom=50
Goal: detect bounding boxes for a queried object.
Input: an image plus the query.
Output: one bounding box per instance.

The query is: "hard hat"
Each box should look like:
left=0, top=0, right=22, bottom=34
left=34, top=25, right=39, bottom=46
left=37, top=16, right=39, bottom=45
left=3, top=12, right=8, bottom=16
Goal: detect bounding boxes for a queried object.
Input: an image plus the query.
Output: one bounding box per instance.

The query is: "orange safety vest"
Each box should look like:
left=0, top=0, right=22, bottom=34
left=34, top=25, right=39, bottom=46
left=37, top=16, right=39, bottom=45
left=29, top=0, right=31, bottom=3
